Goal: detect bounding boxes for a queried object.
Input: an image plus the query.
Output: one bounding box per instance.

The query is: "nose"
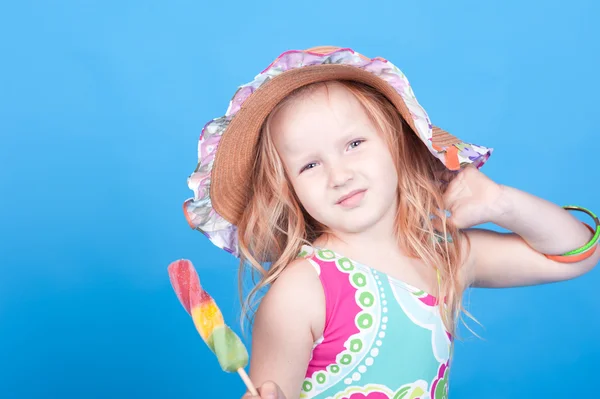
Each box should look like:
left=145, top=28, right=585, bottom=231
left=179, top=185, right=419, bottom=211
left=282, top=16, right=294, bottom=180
left=327, top=160, right=354, bottom=188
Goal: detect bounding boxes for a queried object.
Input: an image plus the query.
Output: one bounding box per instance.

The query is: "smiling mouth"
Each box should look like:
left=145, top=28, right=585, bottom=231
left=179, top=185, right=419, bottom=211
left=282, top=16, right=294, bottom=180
left=336, top=189, right=367, bottom=207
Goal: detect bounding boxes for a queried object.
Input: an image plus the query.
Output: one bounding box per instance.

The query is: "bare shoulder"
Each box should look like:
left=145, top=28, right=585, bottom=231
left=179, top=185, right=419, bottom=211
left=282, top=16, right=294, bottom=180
left=255, top=256, right=325, bottom=337
left=249, top=256, right=325, bottom=398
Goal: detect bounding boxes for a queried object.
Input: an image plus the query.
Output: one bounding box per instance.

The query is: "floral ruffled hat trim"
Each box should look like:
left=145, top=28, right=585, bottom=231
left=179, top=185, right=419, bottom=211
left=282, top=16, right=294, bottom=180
left=183, top=46, right=493, bottom=257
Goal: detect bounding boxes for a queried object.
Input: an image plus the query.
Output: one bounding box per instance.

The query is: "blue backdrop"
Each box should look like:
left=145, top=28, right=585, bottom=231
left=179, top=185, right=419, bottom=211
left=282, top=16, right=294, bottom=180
left=1, top=1, right=598, bottom=398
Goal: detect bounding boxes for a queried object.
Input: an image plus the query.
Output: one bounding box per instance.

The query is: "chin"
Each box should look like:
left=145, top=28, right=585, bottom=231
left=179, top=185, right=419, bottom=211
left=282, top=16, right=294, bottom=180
left=330, top=212, right=385, bottom=235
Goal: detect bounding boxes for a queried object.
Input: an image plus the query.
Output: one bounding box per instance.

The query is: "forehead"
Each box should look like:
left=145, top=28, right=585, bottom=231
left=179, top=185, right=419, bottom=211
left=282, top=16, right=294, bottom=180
left=269, top=83, right=374, bottom=152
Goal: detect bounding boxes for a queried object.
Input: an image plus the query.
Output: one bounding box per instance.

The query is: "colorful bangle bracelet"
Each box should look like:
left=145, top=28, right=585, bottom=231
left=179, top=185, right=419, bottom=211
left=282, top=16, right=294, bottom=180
left=562, top=206, right=599, bottom=255
left=545, top=244, right=597, bottom=263
left=544, top=206, right=600, bottom=263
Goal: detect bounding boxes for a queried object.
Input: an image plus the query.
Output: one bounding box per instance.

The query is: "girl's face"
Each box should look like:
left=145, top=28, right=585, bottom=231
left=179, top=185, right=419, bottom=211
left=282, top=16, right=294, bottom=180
left=271, top=82, right=399, bottom=237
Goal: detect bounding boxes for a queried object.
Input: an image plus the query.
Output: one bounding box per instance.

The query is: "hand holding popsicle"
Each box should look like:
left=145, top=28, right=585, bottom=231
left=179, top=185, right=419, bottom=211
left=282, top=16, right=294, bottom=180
left=241, top=381, right=287, bottom=399
left=168, top=259, right=258, bottom=396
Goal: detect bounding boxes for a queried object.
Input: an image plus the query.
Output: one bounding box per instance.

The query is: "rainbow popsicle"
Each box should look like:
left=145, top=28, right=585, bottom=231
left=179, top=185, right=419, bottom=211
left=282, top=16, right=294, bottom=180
left=168, top=259, right=257, bottom=394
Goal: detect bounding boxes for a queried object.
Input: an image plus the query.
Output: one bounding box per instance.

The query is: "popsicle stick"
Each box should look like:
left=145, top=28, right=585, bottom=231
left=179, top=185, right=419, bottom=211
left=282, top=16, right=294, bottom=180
left=237, top=368, right=258, bottom=396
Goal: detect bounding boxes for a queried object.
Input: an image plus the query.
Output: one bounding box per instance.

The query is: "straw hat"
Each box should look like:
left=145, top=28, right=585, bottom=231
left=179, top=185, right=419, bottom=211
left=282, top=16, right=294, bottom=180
left=183, top=46, right=492, bottom=257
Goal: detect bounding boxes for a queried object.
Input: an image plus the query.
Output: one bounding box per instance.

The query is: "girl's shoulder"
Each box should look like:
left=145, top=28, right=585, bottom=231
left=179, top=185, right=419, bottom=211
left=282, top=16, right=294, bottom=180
left=254, top=254, right=326, bottom=341
left=249, top=256, right=326, bottom=395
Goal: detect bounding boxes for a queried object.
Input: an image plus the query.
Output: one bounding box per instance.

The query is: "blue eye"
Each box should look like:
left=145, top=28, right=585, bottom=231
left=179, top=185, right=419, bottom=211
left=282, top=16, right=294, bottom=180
left=348, top=140, right=364, bottom=149
left=300, top=162, right=317, bottom=173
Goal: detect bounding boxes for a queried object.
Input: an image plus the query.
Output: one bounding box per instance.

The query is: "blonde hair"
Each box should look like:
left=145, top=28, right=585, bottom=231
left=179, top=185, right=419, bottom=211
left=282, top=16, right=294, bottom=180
left=237, top=80, right=471, bottom=337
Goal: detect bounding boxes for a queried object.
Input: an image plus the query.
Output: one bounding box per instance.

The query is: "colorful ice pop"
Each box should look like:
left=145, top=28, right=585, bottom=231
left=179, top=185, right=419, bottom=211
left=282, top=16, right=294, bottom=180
left=168, top=259, right=257, bottom=395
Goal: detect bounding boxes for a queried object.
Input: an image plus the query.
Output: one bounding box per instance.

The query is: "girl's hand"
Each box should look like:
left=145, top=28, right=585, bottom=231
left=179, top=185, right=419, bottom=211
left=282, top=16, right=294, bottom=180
left=242, top=381, right=287, bottom=399
left=438, top=165, right=506, bottom=229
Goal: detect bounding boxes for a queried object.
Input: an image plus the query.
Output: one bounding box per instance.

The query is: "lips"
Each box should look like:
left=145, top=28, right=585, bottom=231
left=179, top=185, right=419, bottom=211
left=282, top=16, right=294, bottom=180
left=336, top=189, right=367, bottom=206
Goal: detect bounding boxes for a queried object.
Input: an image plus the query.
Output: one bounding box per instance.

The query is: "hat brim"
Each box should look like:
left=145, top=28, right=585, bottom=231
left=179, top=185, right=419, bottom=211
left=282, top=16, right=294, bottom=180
left=184, top=48, right=493, bottom=257
left=210, top=64, right=486, bottom=226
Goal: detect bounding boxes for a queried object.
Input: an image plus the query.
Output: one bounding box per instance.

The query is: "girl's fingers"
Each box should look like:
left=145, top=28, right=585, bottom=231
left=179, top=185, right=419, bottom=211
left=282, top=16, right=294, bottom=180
left=434, top=168, right=459, bottom=194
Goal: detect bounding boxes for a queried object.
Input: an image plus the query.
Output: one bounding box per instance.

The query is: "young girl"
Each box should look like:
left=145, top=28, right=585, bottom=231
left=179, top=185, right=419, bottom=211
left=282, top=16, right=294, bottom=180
left=183, top=46, right=599, bottom=399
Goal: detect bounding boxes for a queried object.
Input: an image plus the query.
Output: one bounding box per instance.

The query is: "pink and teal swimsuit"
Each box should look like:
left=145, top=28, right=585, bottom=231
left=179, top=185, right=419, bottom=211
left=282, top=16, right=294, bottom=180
left=298, top=245, right=452, bottom=399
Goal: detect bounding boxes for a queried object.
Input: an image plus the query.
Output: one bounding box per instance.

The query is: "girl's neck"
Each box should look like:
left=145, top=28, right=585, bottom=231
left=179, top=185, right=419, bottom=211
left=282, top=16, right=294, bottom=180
left=313, top=208, right=403, bottom=263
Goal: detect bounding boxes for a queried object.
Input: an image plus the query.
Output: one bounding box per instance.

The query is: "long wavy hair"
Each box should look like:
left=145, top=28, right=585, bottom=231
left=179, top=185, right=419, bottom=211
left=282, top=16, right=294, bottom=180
left=237, top=80, right=470, bottom=337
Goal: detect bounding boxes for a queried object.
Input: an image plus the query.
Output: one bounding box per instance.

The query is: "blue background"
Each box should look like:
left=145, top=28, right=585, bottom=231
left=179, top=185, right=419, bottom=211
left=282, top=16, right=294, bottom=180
left=2, top=0, right=599, bottom=398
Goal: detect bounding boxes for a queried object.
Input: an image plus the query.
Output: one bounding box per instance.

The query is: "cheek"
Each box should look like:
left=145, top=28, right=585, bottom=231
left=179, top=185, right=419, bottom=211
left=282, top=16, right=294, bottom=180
left=385, top=157, right=399, bottom=183
left=369, top=148, right=398, bottom=182
left=290, top=179, right=320, bottom=212
left=372, top=153, right=399, bottom=199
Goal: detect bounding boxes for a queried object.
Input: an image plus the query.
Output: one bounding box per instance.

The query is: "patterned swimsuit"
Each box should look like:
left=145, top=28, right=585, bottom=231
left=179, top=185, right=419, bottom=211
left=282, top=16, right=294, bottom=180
left=298, top=245, right=452, bottom=399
